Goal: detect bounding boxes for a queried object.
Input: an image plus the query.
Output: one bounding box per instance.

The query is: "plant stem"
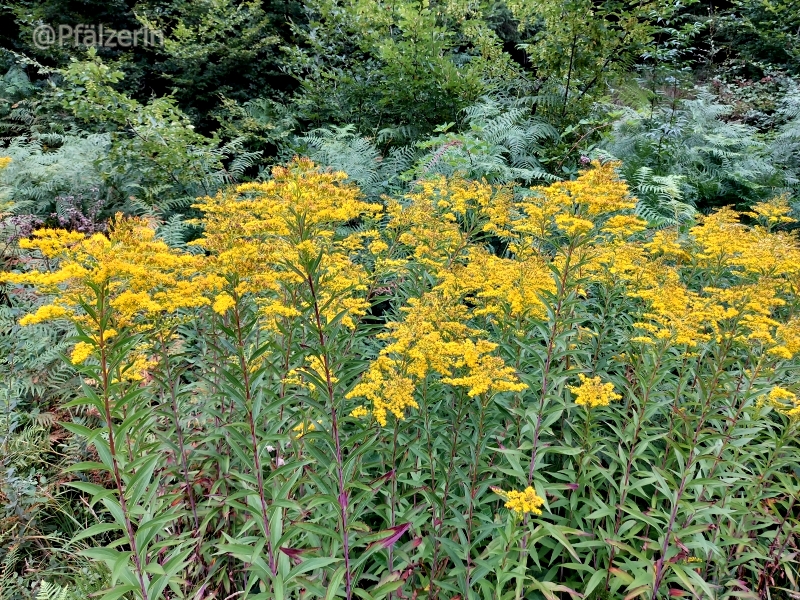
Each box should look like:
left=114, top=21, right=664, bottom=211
left=232, top=298, right=277, bottom=576
left=307, top=273, right=353, bottom=600
left=96, top=290, right=149, bottom=600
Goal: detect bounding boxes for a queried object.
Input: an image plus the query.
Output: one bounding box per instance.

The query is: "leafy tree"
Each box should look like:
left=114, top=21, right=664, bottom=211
left=285, top=0, right=522, bottom=139
left=53, top=51, right=258, bottom=210
left=507, top=0, right=702, bottom=121
left=719, top=0, right=800, bottom=73
left=135, top=0, right=303, bottom=126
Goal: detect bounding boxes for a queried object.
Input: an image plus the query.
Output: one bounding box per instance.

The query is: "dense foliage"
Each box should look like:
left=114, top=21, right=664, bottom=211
left=1, top=0, right=800, bottom=598
left=2, top=159, right=800, bottom=600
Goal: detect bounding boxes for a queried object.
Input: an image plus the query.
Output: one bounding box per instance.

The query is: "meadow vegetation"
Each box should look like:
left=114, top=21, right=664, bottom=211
left=1, top=1, right=800, bottom=598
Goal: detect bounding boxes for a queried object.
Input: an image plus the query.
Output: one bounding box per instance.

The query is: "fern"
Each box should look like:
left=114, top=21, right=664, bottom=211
left=223, top=138, right=262, bottom=180
left=295, top=97, right=562, bottom=196
left=0, top=544, right=21, bottom=597
left=34, top=582, right=69, bottom=600
left=297, top=125, right=415, bottom=199
left=413, top=96, right=559, bottom=184
left=771, top=90, right=800, bottom=206
left=155, top=214, right=204, bottom=253
left=624, top=164, right=694, bottom=226
left=599, top=88, right=789, bottom=210
left=0, top=134, right=111, bottom=217
left=0, top=65, right=40, bottom=143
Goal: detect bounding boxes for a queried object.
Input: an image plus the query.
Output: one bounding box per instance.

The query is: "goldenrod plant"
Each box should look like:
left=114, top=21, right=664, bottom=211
left=2, top=159, right=800, bottom=598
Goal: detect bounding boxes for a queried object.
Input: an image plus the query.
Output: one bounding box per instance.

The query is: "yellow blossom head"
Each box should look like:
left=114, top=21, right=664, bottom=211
left=568, top=373, right=621, bottom=408
left=746, top=195, right=797, bottom=228
left=292, top=422, right=317, bottom=438
left=212, top=292, right=236, bottom=315
left=349, top=405, right=370, bottom=419
left=764, top=387, right=800, bottom=420
left=498, top=486, right=545, bottom=516
left=70, top=341, right=95, bottom=365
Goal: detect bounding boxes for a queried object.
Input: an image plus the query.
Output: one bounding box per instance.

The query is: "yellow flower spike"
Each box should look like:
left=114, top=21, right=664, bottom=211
left=347, top=286, right=526, bottom=424
left=9, top=214, right=222, bottom=334
left=346, top=356, right=417, bottom=427
left=292, top=422, right=317, bottom=438
left=602, top=214, right=648, bottom=238
left=18, top=304, right=71, bottom=326
left=745, top=195, right=797, bottom=228
left=771, top=317, right=800, bottom=358
left=555, top=214, right=595, bottom=237
left=70, top=342, right=94, bottom=365
left=212, top=292, right=236, bottom=315
left=434, top=247, right=555, bottom=319
left=369, top=240, right=389, bottom=255
left=764, top=387, right=800, bottom=420
left=645, top=229, right=690, bottom=262
left=503, top=486, right=545, bottom=516
left=490, top=486, right=509, bottom=502
left=192, top=158, right=379, bottom=332
left=568, top=374, right=622, bottom=408
left=119, top=353, right=157, bottom=383
left=349, top=406, right=370, bottom=419
left=282, top=368, right=307, bottom=388
left=441, top=347, right=527, bottom=397
left=18, top=229, right=88, bottom=259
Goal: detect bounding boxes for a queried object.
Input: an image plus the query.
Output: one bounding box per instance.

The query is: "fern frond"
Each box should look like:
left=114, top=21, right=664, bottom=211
left=35, top=581, right=70, bottom=600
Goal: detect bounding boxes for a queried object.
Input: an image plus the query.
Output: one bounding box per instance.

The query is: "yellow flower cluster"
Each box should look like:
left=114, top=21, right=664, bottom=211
left=349, top=406, right=370, bottom=419
left=555, top=160, right=637, bottom=215
left=9, top=218, right=219, bottom=320
left=385, top=198, right=463, bottom=271
left=405, top=176, right=514, bottom=233
left=347, top=290, right=526, bottom=426
left=440, top=339, right=527, bottom=397
left=772, top=318, right=800, bottom=360
left=688, top=207, right=800, bottom=278
left=6, top=157, right=800, bottom=441
left=623, top=203, right=800, bottom=350
left=511, top=161, right=634, bottom=239
left=503, top=487, right=545, bottom=516
left=568, top=374, right=622, bottom=408
left=2, top=217, right=223, bottom=369
left=347, top=162, right=789, bottom=425
left=434, top=248, right=554, bottom=319
left=212, top=292, right=236, bottom=315
left=282, top=354, right=339, bottom=391
left=192, top=158, right=378, bottom=329
left=115, top=352, right=158, bottom=383
left=20, top=304, right=71, bottom=326
left=345, top=355, right=417, bottom=427
left=631, top=274, right=723, bottom=347
left=745, top=195, right=797, bottom=228
left=601, top=214, right=648, bottom=238
left=70, top=341, right=94, bottom=365
left=379, top=176, right=519, bottom=276
left=645, top=229, right=691, bottom=262
left=292, top=422, right=317, bottom=437
left=555, top=214, right=595, bottom=237
left=764, top=387, right=800, bottom=420
left=0, top=156, right=11, bottom=170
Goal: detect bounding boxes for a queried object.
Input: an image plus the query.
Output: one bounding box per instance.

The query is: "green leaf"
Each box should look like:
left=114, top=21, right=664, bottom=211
left=325, top=565, right=347, bottom=600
